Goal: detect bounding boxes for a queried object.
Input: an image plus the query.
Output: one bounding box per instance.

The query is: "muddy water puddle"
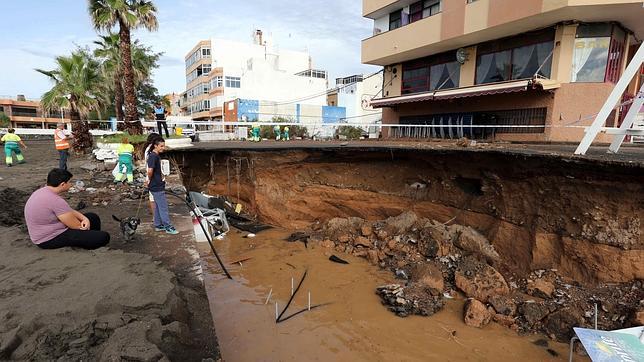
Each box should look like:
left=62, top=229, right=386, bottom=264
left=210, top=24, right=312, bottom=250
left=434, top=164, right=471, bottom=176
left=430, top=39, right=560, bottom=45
left=197, top=228, right=570, bottom=361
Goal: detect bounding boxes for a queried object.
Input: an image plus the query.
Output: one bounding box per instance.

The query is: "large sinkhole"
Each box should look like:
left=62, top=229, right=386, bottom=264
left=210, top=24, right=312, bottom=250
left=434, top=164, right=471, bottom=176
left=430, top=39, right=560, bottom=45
left=170, top=146, right=643, bottom=286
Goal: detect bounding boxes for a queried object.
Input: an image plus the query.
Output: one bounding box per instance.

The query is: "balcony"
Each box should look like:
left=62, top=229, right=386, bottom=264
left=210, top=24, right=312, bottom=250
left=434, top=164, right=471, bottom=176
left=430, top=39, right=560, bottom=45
left=362, top=12, right=443, bottom=65
left=362, top=0, right=644, bottom=66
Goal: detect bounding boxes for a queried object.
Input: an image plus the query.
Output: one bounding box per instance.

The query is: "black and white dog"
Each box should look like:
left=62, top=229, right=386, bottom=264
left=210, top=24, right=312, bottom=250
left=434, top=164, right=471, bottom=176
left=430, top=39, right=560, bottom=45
left=112, top=215, right=141, bottom=242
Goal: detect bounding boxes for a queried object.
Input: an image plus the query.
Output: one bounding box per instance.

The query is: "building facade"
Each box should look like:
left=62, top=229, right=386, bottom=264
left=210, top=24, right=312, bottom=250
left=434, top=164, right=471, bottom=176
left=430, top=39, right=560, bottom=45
left=328, top=74, right=384, bottom=127
left=362, top=0, right=644, bottom=142
left=0, top=96, right=70, bottom=129
left=182, top=30, right=330, bottom=122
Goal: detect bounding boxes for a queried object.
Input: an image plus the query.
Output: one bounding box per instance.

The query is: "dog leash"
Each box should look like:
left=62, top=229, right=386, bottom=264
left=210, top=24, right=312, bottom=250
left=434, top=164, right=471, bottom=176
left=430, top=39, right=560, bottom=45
left=135, top=187, right=146, bottom=218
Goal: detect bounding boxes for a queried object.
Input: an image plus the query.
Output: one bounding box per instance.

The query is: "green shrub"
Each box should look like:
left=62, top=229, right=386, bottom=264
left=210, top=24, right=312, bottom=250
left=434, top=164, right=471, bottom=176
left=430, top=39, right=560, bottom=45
left=337, top=125, right=364, bottom=140
left=259, top=116, right=308, bottom=139
left=0, top=112, right=10, bottom=128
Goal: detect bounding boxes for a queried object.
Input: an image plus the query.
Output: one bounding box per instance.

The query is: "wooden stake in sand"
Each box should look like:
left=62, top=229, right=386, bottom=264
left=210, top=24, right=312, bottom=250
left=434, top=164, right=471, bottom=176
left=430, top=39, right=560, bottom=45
left=308, top=291, right=311, bottom=311
left=275, top=302, right=278, bottom=320
left=291, top=277, right=294, bottom=296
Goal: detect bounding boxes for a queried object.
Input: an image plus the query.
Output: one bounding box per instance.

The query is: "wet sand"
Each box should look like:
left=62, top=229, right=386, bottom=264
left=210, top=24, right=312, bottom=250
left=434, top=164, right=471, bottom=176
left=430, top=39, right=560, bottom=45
left=197, top=228, right=571, bottom=361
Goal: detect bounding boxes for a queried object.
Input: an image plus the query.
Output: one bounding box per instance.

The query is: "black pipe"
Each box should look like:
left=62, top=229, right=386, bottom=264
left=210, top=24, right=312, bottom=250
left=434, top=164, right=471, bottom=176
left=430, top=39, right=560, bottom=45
left=276, top=270, right=307, bottom=322
left=166, top=190, right=233, bottom=279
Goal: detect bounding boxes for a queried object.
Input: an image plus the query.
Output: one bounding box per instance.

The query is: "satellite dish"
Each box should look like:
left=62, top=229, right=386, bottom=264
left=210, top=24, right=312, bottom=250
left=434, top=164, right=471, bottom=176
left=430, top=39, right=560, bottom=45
left=456, top=48, right=469, bottom=64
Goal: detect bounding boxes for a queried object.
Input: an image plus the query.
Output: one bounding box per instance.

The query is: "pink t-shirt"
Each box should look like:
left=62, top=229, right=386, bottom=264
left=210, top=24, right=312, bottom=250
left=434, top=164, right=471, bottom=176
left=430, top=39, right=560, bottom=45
left=24, top=187, right=73, bottom=244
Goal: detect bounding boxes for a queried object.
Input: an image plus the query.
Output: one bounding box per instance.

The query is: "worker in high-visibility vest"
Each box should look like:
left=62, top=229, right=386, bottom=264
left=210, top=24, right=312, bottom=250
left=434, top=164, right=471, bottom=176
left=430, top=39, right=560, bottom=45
left=1, top=128, right=27, bottom=167
left=283, top=126, right=290, bottom=141
left=54, top=123, right=72, bottom=170
left=251, top=123, right=261, bottom=142
left=114, top=138, right=135, bottom=184
left=273, top=125, right=281, bottom=141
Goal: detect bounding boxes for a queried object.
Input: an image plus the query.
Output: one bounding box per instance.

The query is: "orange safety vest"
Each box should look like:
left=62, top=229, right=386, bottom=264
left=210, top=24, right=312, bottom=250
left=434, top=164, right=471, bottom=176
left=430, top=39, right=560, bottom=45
left=54, top=130, right=70, bottom=150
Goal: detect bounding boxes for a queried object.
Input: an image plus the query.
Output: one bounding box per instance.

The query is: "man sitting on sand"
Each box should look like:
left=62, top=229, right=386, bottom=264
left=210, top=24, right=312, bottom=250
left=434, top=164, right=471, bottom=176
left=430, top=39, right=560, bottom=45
left=24, top=168, right=110, bottom=249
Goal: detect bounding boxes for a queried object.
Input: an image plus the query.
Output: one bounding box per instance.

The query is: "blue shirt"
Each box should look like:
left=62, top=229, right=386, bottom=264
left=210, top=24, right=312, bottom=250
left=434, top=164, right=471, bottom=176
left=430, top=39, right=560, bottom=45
left=154, top=106, right=165, bottom=115
left=147, top=152, right=165, bottom=192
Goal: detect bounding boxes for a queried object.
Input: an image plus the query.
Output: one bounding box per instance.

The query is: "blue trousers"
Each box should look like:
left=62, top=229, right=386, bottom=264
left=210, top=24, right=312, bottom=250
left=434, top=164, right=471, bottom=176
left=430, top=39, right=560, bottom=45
left=150, top=190, right=172, bottom=228
left=58, top=150, right=69, bottom=170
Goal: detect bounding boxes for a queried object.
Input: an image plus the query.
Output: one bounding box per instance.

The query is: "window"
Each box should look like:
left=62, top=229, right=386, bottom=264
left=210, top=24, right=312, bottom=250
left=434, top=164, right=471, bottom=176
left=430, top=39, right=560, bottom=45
left=572, top=23, right=626, bottom=83
left=202, top=48, right=211, bottom=57
left=389, top=10, right=401, bottom=31
left=475, top=28, right=555, bottom=84
left=402, top=67, right=429, bottom=94
left=202, top=64, right=211, bottom=75
left=211, top=76, right=223, bottom=89
left=511, top=42, right=554, bottom=79
left=410, top=2, right=423, bottom=22
left=402, top=51, right=460, bottom=94
left=225, top=76, right=241, bottom=88
left=430, top=61, right=460, bottom=90
left=422, top=0, right=441, bottom=18
left=476, top=50, right=512, bottom=84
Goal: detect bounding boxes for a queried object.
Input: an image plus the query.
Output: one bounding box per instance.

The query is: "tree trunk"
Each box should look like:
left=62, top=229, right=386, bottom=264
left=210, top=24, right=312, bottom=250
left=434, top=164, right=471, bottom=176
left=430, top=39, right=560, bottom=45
left=118, top=19, right=142, bottom=135
left=114, top=70, right=125, bottom=124
left=69, top=102, right=93, bottom=153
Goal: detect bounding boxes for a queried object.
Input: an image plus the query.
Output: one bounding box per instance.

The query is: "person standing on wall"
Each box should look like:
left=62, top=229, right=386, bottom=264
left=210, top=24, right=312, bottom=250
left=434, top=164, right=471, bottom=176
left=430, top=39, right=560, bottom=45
left=154, top=102, right=169, bottom=138
left=54, top=122, right=72, bottom=170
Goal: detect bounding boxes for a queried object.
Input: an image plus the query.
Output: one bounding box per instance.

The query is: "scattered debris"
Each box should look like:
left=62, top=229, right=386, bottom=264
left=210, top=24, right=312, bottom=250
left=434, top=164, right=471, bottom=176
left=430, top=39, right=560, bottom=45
left=329, top=255, right=349, bottom=264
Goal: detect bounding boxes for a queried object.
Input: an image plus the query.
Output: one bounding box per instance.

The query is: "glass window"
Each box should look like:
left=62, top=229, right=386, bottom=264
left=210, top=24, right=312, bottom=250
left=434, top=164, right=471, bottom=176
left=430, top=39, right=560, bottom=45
left=430, top=61, right=460, bottom=90
left=202, top=64, right=211, bottom=75
left=410, top=2, right=423, bottom=22
left=225, top=76, right=241, bottom=88
left=511, top=42, right=554, bottom=79
left=572, top=37, right=610, bottom=82
left=202, top=48, right=211, bottom=57
left=402, top=67, right=429, bottom=94
left=476, top=50, right=511, bottom=84
left=389, top=10, right=401, bottom=31
left=423, top=0, right=441, bottom=18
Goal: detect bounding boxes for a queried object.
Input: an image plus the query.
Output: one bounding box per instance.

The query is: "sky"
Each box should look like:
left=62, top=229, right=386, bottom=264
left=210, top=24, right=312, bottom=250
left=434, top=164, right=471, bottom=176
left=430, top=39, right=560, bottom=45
left=0, top=0, right=378, bottom=99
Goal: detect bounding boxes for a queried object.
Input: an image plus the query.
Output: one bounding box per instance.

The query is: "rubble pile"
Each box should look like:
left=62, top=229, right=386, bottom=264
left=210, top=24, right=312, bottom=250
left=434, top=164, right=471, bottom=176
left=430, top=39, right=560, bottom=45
left=307, top=211, right=643, bottom=342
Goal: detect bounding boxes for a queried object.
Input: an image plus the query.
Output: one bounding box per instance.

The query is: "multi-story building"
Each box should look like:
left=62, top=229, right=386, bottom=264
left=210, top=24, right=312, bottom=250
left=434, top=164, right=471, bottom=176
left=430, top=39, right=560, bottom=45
left=328, top=73, right=384, bottom=127
left=0, top=95, right=70, bottom=129
left=362, top=0, right=644, bottom=142
left=183, top=30, right=332, bottom=122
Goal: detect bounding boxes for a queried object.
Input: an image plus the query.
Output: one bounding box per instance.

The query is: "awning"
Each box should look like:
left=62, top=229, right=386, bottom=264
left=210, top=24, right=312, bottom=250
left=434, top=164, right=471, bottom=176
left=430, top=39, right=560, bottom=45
left=370, top=79, right=560, bottom=108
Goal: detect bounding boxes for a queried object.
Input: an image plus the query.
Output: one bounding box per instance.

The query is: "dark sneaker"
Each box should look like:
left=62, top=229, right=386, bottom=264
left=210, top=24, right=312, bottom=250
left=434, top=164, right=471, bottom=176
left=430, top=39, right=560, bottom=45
left=165, top=226, right=179, bottom=235
left=154, top=226, right=165, bottom=232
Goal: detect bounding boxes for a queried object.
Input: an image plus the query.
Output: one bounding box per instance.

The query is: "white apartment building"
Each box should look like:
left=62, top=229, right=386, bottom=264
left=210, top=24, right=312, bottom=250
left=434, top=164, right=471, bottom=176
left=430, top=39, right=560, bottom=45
left=182, top=30, right=330, bottom=121
left=329, top=73, right=384, bottom=127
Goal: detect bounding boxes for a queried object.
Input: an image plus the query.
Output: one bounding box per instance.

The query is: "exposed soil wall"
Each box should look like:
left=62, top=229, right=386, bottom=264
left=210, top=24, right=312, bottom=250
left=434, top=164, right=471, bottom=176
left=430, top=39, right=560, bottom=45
left=175, top=148, right=643, bottom=285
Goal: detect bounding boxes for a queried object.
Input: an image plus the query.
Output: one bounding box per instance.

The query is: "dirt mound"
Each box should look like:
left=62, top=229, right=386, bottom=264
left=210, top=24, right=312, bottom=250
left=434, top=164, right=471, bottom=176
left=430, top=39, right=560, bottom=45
left=0, top=228, right=202, bottom=361
left=0, top=188, right=31, bottom=226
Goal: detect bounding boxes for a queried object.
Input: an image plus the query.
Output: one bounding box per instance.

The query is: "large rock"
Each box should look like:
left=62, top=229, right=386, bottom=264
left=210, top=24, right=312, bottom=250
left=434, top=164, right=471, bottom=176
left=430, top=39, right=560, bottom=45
left=454, top=257, right=509, bottom=303
left=631, top=310, right=644, bottom=326
left=354, top=236, right=373, bottom=248
left=488, top=295, right=517, bottom=316
left=384, top=211, right=418, bottom=234
left=464, top=299, right=491, bottom=328
left=544, top=308, right=583, bottom=342
left=519, top=302, right=550, bottom=326
left=410, top=262, right=444, bottom=295
left=527, top=279, right=555, bottom=299
left=451, top=225, right=500, bottom=263
left=325, top=217, right=364, bottom=238
left=419, top=220, right=454, bottom=257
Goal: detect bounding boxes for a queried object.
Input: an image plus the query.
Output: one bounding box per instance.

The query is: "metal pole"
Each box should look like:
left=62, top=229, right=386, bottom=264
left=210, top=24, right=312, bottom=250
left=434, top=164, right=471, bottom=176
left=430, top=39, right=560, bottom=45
left=575, top=42, right=644, bottom=155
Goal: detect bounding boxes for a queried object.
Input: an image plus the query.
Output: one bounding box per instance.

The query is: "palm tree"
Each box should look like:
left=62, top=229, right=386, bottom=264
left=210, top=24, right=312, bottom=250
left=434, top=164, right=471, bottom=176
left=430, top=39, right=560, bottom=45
left=94, top=34, right=125, bottom=123
left=94, top=33, right=161, bottom=126
left=36, top=50, right=106, bottom=152
left=88, top=0, right=158, bottom=134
